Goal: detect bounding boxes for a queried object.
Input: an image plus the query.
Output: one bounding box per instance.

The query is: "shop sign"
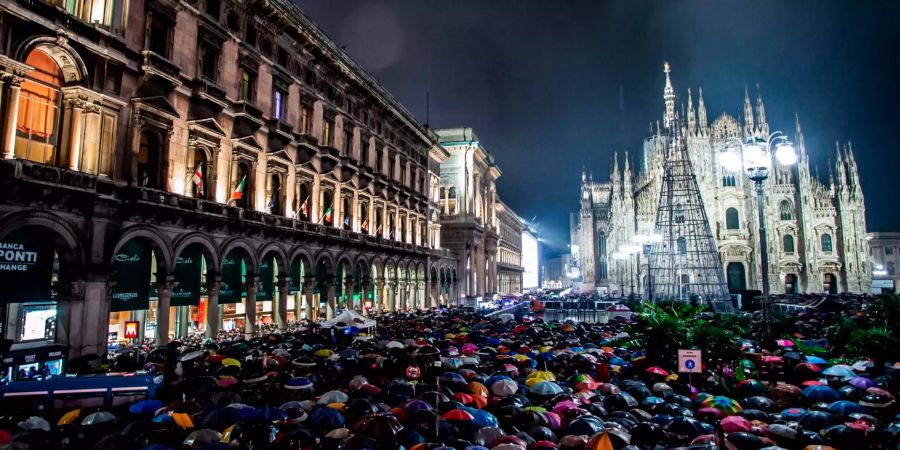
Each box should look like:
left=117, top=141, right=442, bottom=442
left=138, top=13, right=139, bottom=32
left=678, top=349, right=702, bottom=373
left=0, top=232, right=54, bottom=303
left=219, top=252, right=244, bottom=304
left=172, top=247, right=203, bottom=306
left=111, top=240, right=151, bottom=311
left=258, top=256, right=274, bottom=301
left=124, top=321, right=139, bottom=339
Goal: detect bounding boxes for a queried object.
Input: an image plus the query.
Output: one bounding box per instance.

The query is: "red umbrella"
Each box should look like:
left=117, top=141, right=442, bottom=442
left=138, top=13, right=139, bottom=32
left=762, top=356, right=784, bottom=364
left=441, top=409, right=474, bottom=421
left=645, top=367, right=669, bottom=377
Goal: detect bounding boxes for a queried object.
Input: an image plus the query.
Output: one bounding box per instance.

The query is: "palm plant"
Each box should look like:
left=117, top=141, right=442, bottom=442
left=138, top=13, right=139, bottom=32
left=847, top=327, right=900, bottom=376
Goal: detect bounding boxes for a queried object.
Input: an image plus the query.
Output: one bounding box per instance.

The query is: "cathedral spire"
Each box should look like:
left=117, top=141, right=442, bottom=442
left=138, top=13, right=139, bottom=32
left=623, top=151, right=633, bottom=195
left=686, top=88, right=696, bottom=133
left=663, top=62, right=676, bottom=130
left=697, top=87, right=708, bottom=131
left=755, top=83, right=768, bottom=134
left=611, top=152, right=621, bottom=196
left=743, top=85, right=754, bottom=135
left=835, top=142, right=848, bottom=191
left=794, top=112, right=806, bottom=156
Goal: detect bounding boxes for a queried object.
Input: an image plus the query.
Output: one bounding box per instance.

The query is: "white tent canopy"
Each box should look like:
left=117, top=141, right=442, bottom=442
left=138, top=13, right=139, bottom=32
left=320, top=310, right=376, bottom=330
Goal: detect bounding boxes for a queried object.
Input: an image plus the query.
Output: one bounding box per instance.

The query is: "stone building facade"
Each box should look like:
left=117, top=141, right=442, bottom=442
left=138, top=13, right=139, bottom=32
left=435, top=128, right=501, bottom=301
left=591, top=64, right=870, bottom=296
left=495, top=199, right=524, bottom=295
left=570, top=170, right=612, bottom=292
left=0, top=0, right=462, bottom=360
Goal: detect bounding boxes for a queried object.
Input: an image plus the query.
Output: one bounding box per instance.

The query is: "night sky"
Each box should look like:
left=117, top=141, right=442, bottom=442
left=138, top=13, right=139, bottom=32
left=297, top=0, right=900, bottom=254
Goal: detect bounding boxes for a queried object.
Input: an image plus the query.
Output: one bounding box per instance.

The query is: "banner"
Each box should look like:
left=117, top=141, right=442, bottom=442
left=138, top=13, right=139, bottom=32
left=111, top=240, right=152, bottom=311
left=219, top=251, right=244, bottom=304
left=0, top=230, right=54, bottom=303
left=257, top=255, right=274, bottom=301
left=171, top=247, right=202, bottom=306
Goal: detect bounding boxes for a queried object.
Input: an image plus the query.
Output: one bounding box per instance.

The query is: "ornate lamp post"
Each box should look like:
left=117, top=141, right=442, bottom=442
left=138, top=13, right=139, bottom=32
left=632, top=233, right=662, bottom=302
left=718, top=132, right=797, bottom=340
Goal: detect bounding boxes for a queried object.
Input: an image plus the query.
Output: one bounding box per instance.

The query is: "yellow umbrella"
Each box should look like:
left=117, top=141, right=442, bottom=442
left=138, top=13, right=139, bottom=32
left=221, top=424, right=237, bottom=443
left=326, top=402, right=345, bottom=411
left=58, top=409, right=81, bottom=426
left=221, top=358, right=241, bottom=367
left=172, top=412, right=195, bottom=429
left=315, top=349, right=334, bottom=358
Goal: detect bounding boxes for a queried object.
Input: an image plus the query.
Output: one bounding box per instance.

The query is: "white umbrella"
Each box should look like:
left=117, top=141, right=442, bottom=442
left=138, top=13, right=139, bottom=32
left=18, top=416, right=50, bottom=431
left=318, top=390, right=349, bottom=404
left=81, top=411, right=116, bottom=426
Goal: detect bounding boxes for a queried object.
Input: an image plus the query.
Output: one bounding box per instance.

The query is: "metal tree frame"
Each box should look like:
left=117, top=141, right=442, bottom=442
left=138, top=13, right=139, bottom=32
left=648, top=122, right=730, bottom=304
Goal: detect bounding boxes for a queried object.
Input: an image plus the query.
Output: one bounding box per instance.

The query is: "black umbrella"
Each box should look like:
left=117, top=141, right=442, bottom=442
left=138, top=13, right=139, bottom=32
left=352, top=413, right=404, bottom=440
left=564, top=415, right=605, bottom=436
left=630, top=422, right=669, bottom=448
left=666, top=416, right=705, bottom=442
left=726, top=431, right=765, bottom=450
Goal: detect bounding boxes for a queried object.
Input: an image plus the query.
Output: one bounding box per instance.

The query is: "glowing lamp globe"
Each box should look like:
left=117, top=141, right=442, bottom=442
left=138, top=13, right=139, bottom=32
left=718, top=150, right=743, bottom=173
left=775, top=142, right=798, bottom=166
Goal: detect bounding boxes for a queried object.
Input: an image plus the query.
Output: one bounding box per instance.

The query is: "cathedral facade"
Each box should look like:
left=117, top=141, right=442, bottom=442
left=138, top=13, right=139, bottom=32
left=575, top=64, right=870, bottom=296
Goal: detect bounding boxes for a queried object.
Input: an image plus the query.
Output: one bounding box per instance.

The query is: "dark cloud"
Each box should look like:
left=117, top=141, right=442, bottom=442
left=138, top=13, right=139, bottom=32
left=297, top=0, right=900, bottom=253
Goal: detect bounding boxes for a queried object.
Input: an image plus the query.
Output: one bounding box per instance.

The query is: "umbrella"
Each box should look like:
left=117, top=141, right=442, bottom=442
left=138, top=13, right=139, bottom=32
left=666, top=416, right=705, bottom=440
left=442, top=409, right=475, bottom=422
left=735, top=380, right=768, bottom=397
left=700, top=396, right=743, bottom=416
left=491, top=379, right=519, bottom=397
left=352, top=413, right=404, bottom=439
left=805, top=356, right=827, bottom=365
left=564, top=415, right=605, bottom=436
left=802, top=385, right=840, bottom=402
left=721, top=415, right=752, bottom=433
left=57, top=409, right=81, bottom=426
left=183, top=429, right=222, bottom=446
left=531, top=381, right=564, bottom=396
left=18, top=416, right=50, bottom=431
left=827, top=400, right=866, bottom=416
left=781, top=407, right=807, bottom=420
left=129, top=399, right=164, bottom=415
left=645, top=366, right=669, bottom=377
left=846, top=377, right=876, bottom=389
left=776, top=339, right=795, bottom=347
left=285, top=377, right=314, bottom=391
left=81, top=411, right=116, bottom=426
left=310, top=407, right=345, bottom=430
left=798, top=410, right=835, bottom=431
left=319, top=390, right=349, bottom=404
left=822, top=365, right=855, bottom=378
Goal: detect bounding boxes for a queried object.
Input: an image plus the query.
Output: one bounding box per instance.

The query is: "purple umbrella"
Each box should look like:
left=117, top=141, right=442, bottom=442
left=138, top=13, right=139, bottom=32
left=847, top=376, right=877, bottom=389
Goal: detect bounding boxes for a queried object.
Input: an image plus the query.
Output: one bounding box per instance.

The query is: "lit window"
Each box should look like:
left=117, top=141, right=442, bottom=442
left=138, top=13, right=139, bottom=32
left=15, top=50, right=63, bottom=166
left=273, top=88, right=285, bottom=120
left=240, top=70, right=255, bottom=102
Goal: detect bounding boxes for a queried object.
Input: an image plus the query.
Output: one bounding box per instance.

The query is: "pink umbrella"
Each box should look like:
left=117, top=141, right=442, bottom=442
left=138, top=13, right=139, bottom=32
left=552, top=400, right=579, bottom=415
left=776, top=339, right=795, bottom=347
left=762, top=356, right=784, bottom=364
left=461, top=343, right=478, bottom=355
left=721, top=415, right=751, bottom=433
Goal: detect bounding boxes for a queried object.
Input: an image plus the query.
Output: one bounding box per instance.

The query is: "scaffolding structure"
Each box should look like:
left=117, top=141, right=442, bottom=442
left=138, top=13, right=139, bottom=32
left=648, top=121, right=730, bottom=304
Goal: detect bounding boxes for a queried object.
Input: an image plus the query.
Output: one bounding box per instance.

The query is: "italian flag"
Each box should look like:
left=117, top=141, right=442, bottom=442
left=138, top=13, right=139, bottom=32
left=323, top=205, right=333, bottom=223
left=192, top=165, right=203, bottom=195
left=300, top=195, right=310, bottom=217
left=230, top=176, right=246, bottom=202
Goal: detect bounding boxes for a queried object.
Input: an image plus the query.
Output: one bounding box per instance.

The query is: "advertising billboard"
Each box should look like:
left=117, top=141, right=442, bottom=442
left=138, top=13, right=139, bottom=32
left=522, top=231, right=539, bottom=290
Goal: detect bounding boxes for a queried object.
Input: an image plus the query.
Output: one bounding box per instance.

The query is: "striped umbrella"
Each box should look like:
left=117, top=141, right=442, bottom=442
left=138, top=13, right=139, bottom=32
left=700, top=396, right=743, bottom=416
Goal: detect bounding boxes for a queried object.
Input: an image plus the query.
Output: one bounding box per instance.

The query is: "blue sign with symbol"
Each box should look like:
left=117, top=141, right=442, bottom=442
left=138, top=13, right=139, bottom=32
left=684, top=359, right=695, bottom=370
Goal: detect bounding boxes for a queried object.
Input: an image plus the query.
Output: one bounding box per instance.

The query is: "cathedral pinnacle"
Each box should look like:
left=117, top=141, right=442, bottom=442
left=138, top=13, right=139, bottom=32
left=663, top=62, right=676, bottom=130
left=755, top=83, right=768, bottom=134
left=687, top=88, right=696, bottom=132
left=743, top=85, right=754, bottom=134
left=697, top=87, right=708, bottom=130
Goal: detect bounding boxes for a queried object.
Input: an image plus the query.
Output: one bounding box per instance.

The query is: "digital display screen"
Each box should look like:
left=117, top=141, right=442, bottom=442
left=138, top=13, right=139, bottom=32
left=522, top=232, right=540, bottom=290
left=19, top=304, right=57, bottom=342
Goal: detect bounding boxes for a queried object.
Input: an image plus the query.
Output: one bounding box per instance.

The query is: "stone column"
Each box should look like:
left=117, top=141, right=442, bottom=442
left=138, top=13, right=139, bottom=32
left=344, top=276, right=355, bottom=311
left=361, top=277, right=372, bottom=313
left=388, top=281, right=397, bottom=312
left=375, top=278, right=385, bottom=313
left=155, top=276, right=176, bottom=346
left=304, top=276, right=316, bottom=322
left=66, top=99, right=86, bottom=170
left=244, top=275, right=259, bottom=339
left=204, top=278, right=221, bottom=339
left=1, top=74, right=23, bottom=159
left=275, top=275, right=290, bottom=331
left=129, top=115, right=144, bottom=186
left=325, top=277, right=336, bottom=319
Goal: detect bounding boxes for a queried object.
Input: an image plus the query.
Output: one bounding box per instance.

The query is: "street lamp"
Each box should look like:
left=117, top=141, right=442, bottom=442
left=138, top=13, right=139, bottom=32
left=618, top=244, right=643, bottom=298
left=632, top=233, right=662, bottom=302
left=718, top=132, right=797, bottom=342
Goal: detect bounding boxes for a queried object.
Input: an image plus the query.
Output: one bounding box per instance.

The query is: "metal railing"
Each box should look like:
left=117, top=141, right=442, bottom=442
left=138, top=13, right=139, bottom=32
left=484, top=301, right=531, bottom=318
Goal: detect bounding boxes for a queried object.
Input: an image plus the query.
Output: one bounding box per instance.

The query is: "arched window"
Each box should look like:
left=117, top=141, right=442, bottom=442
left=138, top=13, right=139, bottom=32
left=15, top=49, right=63, bottom=165
left=138, top=131, right=161, bottom=188
left=342, top=197, right=352, bottom=230
left=448, top=186, right=457, bottom=199
left=677, top=237, right=687, bottom=255
left=821, top=233, right=833, bottom=253
left=725, top=207, right=740, bottom=230
left=780, top=200, right=793, bottom=221
left=267, top=172, right=283, bottom=216
left=722, top=174, right=736, bottom=187
left=783, top=234, right=795, bottom=253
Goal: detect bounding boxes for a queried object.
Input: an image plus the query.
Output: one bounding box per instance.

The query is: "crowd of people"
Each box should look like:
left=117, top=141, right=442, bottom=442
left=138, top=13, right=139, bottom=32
left=1, top=300, right=898, bottom=450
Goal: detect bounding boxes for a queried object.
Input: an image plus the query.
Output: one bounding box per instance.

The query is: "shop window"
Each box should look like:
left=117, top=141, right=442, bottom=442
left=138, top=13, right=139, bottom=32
left=15, top=50, right=63, bottom=166
left=342, top=197, right=352, bottom=230
left=725, top=207, right=740, bottom=230
left=821, top=233, right=833, bottom=253
left=360, top=137, right=369, bottom=166
left=230, top=162, right=251, bottom=209
left=267, top=172, right=283, bottom=215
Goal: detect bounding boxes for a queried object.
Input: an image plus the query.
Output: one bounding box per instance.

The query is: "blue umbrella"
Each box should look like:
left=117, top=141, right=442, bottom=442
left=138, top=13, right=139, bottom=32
left=129, top=399, right=164, bottom=415
left=806, top=356, right=828, bottom=365
left=485, top=375, right=513, bottom=387
left=609, top=357, right=626, bottom=366
left=201, top=407, right=238, bottom=430
left=798, top=410, right=836, bottom=431
left=641, top=396, right=666, bottom=408
left=781, top=407, right=807, bottom=420
left=310, top=407, right=345, bottom=430
left=803, top=385, right=841, bottom=402
left=822, top=365, right=856, bottom=378
left=285, top=377, right=314, bottom=391
left=828, top=400, right=867, bottom=416
left=461, top=407, right=498, bottom=428
left=531, top=381, right=564, bottom=396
